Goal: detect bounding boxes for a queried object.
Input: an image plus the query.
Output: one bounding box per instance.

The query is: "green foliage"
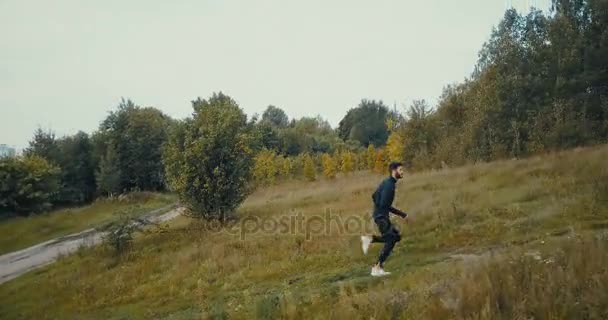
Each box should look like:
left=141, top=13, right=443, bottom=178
left=101, top=212, right=143, bottom=255
left=55, top=132, right=96, bottom=204
left=99, top=98, right=171, bottom=192
left=261, top=105, right=289, bottom=128
left=400, top=100, right=437, bottom=170
left=25, top=129, right=96, bottom=205
left=391, top=3, right=608, bottom=170
left=96, top=144, right=122, bottom=196
left=251, top=123, right=282, bottom=152
left=0, top=156, right=60, bottom=214
left=24, top=128, right=61, bottom=161
left=163, top=93, right=254, bottom=219
left=338, top=99, right=392, bottom=147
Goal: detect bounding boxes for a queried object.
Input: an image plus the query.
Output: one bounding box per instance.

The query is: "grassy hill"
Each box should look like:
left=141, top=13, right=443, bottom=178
left=1, top=146, right=607, bottom=319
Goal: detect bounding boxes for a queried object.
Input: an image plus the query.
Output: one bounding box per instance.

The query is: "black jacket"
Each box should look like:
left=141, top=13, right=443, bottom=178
left=372, top=176, right=407, bottom=220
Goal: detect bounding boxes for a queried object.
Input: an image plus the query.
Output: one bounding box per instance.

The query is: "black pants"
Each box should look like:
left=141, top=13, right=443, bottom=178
left=372, top=217, right=401, bottom=265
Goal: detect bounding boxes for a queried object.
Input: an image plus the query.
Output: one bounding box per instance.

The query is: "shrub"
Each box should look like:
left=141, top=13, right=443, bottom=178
left=163, top=93, right=254, bottom=219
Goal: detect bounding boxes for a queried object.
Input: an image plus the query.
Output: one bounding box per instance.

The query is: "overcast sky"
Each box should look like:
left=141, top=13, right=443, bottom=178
left=0, top=0, right=549, bottom=149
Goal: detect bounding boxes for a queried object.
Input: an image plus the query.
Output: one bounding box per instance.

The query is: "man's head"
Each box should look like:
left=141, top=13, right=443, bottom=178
left=388, top=162, right=404, bottom=180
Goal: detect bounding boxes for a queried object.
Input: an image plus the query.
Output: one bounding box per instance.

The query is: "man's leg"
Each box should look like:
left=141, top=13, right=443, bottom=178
left=374, top=218, right=401, bottom=266
left=378, top=231, right=399, bottom=266
left=372, top=217, right=392, bottom=243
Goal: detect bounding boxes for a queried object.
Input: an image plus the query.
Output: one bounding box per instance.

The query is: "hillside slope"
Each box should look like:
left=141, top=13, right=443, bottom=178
left=1, top=146, right=607, bottom=319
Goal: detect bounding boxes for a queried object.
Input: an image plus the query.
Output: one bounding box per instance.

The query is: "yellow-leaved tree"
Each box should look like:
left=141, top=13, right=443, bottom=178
left=280, top=156, right=292, bottom=179
left=253, top=149, right=278, bottom=185
left=321, top=153, right=337, bottom=179
left=303, top=153, right=316, bottom=181
left=386, top=131, right=404, bottom=162
left=340, top=151, right=354, bottom=174
left=374, top=148, right=388, bottom=174
left=366, top=144, right=376, bottom=170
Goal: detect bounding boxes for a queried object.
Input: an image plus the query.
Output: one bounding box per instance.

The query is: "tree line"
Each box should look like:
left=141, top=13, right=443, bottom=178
left=1, top=0, right=606, bottom=218
left=391, top=1, right=608, bottom=169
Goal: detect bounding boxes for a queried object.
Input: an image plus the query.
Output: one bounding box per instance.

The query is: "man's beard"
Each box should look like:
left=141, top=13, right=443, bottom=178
left=394, top=172, right=403, bottom=179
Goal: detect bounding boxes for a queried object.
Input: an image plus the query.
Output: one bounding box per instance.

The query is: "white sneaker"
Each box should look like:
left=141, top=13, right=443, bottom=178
left=361, top=235, right=372, bottom=255
left=371, top=265, right=391, bottom=277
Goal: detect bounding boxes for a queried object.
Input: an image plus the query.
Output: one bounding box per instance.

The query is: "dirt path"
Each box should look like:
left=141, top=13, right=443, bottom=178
left=0, top=206, right=183, bottom=285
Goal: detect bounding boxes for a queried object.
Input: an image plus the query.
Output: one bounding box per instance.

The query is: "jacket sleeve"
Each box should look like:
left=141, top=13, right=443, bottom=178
left=389, top=207, right=407, bottom=218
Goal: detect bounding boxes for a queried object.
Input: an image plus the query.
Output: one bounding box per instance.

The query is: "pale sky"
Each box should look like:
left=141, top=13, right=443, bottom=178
left=0, top=0, right=549, bottom=149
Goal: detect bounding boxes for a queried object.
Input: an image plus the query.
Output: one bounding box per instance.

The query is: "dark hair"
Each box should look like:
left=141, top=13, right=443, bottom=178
left=388, top=161, right=403, bottom=173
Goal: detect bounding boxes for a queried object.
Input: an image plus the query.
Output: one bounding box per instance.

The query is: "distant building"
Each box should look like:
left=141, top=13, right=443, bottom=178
left=0, top=144, right=16, bottom=158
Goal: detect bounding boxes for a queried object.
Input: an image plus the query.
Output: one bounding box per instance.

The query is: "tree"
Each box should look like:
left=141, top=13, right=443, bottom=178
left=261, top=105, right=289, bottom=128
left=321, top=153, right=337, bottom=179
left=279, top=156, right=293, bottom=179
left=339, top=151, right=355, bottom=174
left=0, top=155, right=60, bottom=214
left=163, top=93, right=254, bottom=219
left=253, top=149, right=279, bottom=185
left=303, top=154, right=316, bottom=181
left=56, top=132, right=96, bottom=203
left=26, top=129, right=96, bottom=204
left=99, top=99, right=171, bottom=192
left=366, top=144, right=376, bottom=170
left=386, top=131, right=404, bottom=162
left=252, top=123, right=282, bottom=152
left=338, top=99, right=392, bottom=147
left=96, top=144, right=122, bottom=196
left=24, top=128, right=60, bottom=161
left=401, top=100, right=437, bottom=169
left=357, top=150, right=368, bottom=170
left=374, top=149, right=388, bottom=174
left=275, top=115, right=350, bottom=156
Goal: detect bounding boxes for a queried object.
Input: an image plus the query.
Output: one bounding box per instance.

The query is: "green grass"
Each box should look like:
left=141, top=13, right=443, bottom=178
left=0, top=192, right=176, bottom=254
left=0, top=146, right=607, bottom=319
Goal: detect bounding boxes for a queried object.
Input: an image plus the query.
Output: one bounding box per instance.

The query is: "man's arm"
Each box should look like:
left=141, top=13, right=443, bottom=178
left=389, top=207, right=407, bottom=218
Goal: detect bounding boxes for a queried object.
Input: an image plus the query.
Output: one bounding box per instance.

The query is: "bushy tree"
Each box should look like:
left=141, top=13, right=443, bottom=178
left=55, top=132, right=96, bottom=203
left=163, top=93, right=254, bottom=219
left=338, top=99, right=392, bottom=147
left=261, top=105, right=289, bottom=128
left=24, top=128, right=60, bottom=161
left=99, top=99, right=171, bottom=192
left=25, top=129, right=96, bottom=204
left=96, top=144, right=122, bottom=196
left=0, top=156, right=60, bottom=214
left=253, top=149, right=279, bottom=185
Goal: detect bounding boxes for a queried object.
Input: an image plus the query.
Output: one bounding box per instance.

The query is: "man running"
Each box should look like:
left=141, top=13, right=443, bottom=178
left=361, top=162, right=410, bottom=276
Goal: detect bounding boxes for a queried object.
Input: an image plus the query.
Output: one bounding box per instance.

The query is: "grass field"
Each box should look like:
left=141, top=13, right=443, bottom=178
left=0, top=146, right=607, bottom=319
left=0, top=192, right=176, bottom=255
